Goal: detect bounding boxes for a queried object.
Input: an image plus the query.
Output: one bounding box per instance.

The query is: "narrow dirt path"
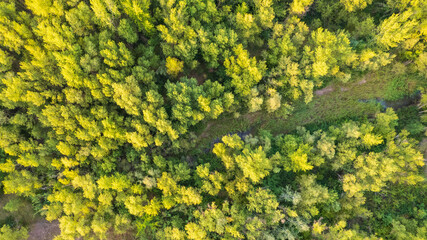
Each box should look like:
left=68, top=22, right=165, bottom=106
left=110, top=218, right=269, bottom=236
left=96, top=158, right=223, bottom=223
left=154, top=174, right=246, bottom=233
left=314, top=86, right=334, bottom=96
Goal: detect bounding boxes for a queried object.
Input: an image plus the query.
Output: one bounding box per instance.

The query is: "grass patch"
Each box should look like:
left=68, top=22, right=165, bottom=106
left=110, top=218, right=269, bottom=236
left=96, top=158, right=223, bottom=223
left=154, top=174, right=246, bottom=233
left=384, top=77, right=410, bottom=101
left=195, top=112, right=263, bottom=147
left=195, top=66, right=424, bottom=145
left=261, top=70, right=391, bottom=134
left=0, top=195, right=35, bottom=227
left=261, top=67, right=426, bottom=134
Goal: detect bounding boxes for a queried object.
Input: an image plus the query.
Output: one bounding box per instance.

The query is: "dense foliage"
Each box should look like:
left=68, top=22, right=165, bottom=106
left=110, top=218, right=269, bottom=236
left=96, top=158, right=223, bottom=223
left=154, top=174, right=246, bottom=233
left=0, top=0, right=426, bottom=239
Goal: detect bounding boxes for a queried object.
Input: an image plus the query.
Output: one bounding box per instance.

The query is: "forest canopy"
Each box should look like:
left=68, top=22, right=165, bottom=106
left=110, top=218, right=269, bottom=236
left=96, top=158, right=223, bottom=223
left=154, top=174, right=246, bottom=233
left=0, top=0, right=426, bottom=239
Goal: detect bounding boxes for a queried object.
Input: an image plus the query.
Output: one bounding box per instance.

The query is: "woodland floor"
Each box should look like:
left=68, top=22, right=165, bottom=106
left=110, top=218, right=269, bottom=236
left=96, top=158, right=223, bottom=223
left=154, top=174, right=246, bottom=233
left=27, top=220, right=60, bottom=240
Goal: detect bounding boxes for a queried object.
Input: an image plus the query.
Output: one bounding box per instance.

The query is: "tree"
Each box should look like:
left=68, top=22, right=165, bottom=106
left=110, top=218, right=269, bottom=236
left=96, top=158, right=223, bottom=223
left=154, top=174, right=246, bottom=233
left=224, top=44, right=266, bottom=97
left=90, top=0, right=120, bottom=29
left=118, top=18, right=138, bottom=43
left=234, top=146, right=272, bottom=183
left=185, top=222, right=207, bottom=240
left=0, top=225, right=28, bottom=240
left=35, top=19, right=75, bottom=51
left=234, top=2, right=262, bottom=45
left=340, top=0, right=373, bottom=12
left=99, top=36, right=134, bottom=68
left=254, top=0, right=275, bottom=29
left=265, top=88, right=282, bottom=113
left=112, top=76, right=143, bottom=116
left=165, top=57, right=184, bottom=76
left=0, top=2, right=33, bottom=53
left=25, top=0, right=64, bottom=17
left=157, top=0, right=198, bottom=64
left=376, top=11, right=419, bottom=50
left=277, top=135, right=314, bottom=172
left=304, top=28, right=356, bottom=82
left=65, top=2, right=95, bottom=36
left=2, top=170, right=42, bottom=196
left=290, top=0, right=314, bottom=15
left=121, top=0, right=154, bottom=34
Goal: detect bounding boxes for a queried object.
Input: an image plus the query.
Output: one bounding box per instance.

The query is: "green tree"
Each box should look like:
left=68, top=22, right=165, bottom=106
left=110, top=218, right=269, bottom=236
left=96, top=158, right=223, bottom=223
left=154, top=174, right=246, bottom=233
left=0, top=225, right=28, bottom=240
left=121, top=0, right=154, bottom=33
left=118, top=18, right=138, bottom=43
left=224, top=44, right=266, bottom=97
left=165, top=56, right=184, bottom=76
left=290, top=0, right=314, bottom=15
left=340, top=0, right=373, bottom=12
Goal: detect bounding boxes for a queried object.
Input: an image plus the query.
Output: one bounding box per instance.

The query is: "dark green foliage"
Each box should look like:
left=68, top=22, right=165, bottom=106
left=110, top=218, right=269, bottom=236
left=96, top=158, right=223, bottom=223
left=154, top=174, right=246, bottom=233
left=0, top=150, right=6, bottom=193
left=364, top=182, right=427, bottom=238
left=385, top=77, right=410, bottom=101
left=396, top=106, right=425, bottom=139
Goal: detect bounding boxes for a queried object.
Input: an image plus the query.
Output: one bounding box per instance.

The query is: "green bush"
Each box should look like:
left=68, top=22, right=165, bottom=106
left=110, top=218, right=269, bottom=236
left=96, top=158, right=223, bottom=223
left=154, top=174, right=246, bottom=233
left=384, top=77, right=410, bottom=101
left=0, top=225, right=28, bottom=240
